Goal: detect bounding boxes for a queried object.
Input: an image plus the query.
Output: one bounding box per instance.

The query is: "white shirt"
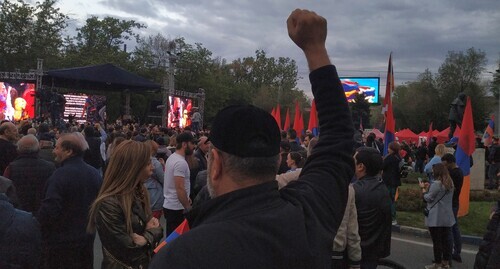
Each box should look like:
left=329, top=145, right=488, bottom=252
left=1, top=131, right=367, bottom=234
left=163, top=152, right=190, bottom=210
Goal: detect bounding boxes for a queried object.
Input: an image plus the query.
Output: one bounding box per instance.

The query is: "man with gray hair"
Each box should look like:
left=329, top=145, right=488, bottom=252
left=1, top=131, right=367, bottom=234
left=37, top=132, right=102, bottom=269
left=0, top=121, right=18, bottom=174
left=4, top=134, right=55, bottom=212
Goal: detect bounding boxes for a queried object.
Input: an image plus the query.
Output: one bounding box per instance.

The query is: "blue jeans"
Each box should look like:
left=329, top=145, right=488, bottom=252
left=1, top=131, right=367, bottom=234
left=449, top=206, right=462, bottom=256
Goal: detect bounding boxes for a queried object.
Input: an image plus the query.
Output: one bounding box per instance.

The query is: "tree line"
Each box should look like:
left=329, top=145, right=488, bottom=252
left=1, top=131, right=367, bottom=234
left=1, top=0, right=498, bottom=130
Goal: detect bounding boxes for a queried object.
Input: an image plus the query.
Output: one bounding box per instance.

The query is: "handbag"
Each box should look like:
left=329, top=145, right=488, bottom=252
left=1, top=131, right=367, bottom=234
left=423, top=190, right=448, bottom=217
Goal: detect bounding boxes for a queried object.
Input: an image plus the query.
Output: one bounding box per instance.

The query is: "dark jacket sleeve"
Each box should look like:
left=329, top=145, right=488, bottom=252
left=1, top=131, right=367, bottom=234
left=486, top=212, right=500, bottom=268
left=282, top=65, right=354, bottom=238
left=96, top=198, right=162, bottom=264
left=36, top=173, right=65, bottom=227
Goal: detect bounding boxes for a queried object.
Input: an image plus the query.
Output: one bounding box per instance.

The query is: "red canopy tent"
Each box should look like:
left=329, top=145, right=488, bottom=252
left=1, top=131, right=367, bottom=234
left=364, top=128, right=384, bottom=140
left=396, top=128, right=419, bottom=144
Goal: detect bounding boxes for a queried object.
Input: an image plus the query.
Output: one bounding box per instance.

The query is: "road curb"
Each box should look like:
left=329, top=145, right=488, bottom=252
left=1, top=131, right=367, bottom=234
left=392, top=225, right=483, bottom=246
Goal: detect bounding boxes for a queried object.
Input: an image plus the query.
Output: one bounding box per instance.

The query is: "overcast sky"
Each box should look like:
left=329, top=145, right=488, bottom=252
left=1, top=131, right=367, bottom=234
left=54, top=0, right=500, bottom=97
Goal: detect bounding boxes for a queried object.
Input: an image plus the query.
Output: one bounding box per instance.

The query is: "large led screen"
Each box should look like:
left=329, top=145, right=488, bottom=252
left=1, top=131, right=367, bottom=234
left=0, top=82, right=36, bottom=121
left=340, top=77, right=380, bottom=104
left=63, top=93, right=106, bottom=124
left=168, top=96, right=193, bottom=128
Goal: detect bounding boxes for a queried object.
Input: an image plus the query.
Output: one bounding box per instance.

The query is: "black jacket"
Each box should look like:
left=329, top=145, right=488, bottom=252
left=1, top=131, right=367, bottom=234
left=0, top=194, right=41, bottom=269
left=474, top=206, right=500, bottom=269
left=352, top=175, right=392, bottom=261
left=382, top=153, right=402, bottom=187
left=36, top=156, right=101, bottom=246
left=96, top=197, right=163, bottom=269
left=150, top=65, right=354, bottom=269
left=84, top=136, right=103, bottom=169
left=4, top=153, right=56, bottom=212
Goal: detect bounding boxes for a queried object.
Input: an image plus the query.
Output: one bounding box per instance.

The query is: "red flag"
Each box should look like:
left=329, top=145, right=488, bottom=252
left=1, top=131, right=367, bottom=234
left=308, top=99, right=318, bottom=134
left=458, top=98, right=475, bottom=156
left=293, top=100, right=301, bottom=135
left=275, top=104, right=282, bottom=130
left=271, top=107, right=276, bottom=121
left=298, top=112, right=304, bottom=136
left=426, top=122, right=433, bottom=145
left=284, top=108, right=291, bottom=131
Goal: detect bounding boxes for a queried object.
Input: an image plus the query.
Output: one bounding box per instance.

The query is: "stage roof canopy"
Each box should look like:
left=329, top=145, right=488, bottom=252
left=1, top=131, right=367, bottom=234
left=45, top=63, right=161, bottom=91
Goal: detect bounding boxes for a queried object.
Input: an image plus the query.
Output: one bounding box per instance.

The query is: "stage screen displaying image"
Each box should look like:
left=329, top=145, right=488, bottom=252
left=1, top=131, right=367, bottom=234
left=63, top=93, right=106, bottom=124
left=0, top=81, right=36, bottom=121
left=339, top=77, right=379, bottom=104
left=168, top=96, right=193, bottom=128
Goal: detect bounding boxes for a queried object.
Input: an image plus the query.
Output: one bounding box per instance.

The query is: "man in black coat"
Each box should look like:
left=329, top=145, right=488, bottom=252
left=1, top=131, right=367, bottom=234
left=150, top=9, right=354, bottom=269
left=37, top=132, right=102, bottom=269
left=4, top=134, right=55, bottom=212
left=353, top=147, right=392, bottom=269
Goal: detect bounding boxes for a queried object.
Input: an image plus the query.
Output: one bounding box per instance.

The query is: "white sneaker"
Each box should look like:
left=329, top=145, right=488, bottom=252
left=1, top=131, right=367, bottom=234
left=424, top=264, right=439, bottom=269
left=392, top=220, right=398, bottom=225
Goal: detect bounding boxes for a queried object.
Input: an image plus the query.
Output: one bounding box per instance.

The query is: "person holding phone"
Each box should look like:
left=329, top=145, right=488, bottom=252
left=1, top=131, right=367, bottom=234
left=419, top=163, right=455, bottom=269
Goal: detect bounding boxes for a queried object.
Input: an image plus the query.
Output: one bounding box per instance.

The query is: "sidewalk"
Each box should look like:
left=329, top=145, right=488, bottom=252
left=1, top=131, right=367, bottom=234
left=392, top=224, right=483, bottom=246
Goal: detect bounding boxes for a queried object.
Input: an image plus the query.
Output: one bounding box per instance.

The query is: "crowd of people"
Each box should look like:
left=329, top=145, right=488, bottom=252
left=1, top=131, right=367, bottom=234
left=0, top=9, right=498, bottom=269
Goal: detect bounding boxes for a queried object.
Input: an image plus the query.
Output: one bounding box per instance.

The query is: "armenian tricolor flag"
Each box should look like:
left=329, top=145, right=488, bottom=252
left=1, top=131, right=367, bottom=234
left=153, top=219, right=190, bottom=253
left=382, top=53, right=395, bottom=156
left=482, top=115, right=495, bottom=147
left=456, top=97, right=475, bottom=217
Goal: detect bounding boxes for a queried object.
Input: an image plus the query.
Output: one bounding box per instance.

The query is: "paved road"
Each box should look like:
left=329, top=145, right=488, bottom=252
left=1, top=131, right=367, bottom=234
left=388, top=233, right=478, bottom=268
left=94, top=231, right=480, bottom=268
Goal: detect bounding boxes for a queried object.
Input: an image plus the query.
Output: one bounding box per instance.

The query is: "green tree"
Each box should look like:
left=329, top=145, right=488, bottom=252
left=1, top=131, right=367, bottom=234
left=491, top=58, right=500, bottom=99
left=437, top=48, right=489, bottom=131
left=0, top=0, right=67, bottom=70
left=61, top=16, right=145, bottom=68
left=393, top=69, right=444, bottom=131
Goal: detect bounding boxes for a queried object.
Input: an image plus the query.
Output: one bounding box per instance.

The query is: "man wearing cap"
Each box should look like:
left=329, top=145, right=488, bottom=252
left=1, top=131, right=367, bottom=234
left=151, top=9, right=354, bottom=268
left=163, top=131, right=196, bottom=236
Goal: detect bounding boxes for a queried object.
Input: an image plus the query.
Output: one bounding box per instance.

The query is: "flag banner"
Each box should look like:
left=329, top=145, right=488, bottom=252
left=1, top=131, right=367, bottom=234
left=383, top=53, right=395, bottom=156
left=293, top=100, right=301, bottom=136
left=482, top=115, right=495, bottom=147
left=284, top=107, right=290, bottom=131
left=276, top=104, right=282, bottom=130
left=308, top=99, right=319, bottom=136
left=456, top=97, right=475, bottom=217
left=154, top=219, right=190, bottom=253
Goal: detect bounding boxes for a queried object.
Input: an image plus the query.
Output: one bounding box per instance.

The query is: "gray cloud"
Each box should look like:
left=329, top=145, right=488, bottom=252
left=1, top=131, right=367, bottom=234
left=60, top=0, right=500, bottom=95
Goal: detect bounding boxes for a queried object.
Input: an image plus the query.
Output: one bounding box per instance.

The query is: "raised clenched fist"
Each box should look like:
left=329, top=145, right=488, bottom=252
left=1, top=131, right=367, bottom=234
left=287, top=9, right=327, bottom=53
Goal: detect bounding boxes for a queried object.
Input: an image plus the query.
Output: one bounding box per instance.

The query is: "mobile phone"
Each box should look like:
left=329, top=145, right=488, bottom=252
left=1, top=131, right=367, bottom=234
left=418, top=177, right=423, bottom=184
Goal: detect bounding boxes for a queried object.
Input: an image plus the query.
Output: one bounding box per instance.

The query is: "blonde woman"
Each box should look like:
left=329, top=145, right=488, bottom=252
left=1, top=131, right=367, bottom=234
left=419, top=163, right=455, bottom=269
left=424, top=144, right=446, bottom=182
left=88, top=140, right=163, bottom=268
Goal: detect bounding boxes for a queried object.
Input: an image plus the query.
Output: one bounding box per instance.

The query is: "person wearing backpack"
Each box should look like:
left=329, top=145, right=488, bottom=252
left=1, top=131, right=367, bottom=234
left=382, top=141, right=402, bottom=225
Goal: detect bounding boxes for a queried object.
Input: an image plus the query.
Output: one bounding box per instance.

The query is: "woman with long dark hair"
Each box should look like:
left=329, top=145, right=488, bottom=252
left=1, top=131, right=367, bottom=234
left=88, top=140, right=163, bottom=268
left=419, top=163, right=455, bottom=269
